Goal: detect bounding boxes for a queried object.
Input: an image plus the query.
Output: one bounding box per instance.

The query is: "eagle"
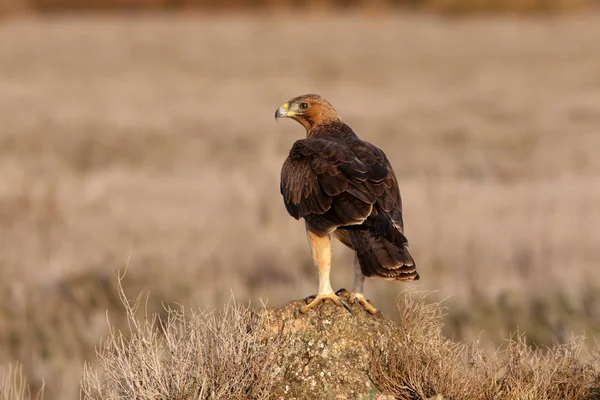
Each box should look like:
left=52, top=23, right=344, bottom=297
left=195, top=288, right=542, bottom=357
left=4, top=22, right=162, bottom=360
left=275, top=94, right=419, bottom=315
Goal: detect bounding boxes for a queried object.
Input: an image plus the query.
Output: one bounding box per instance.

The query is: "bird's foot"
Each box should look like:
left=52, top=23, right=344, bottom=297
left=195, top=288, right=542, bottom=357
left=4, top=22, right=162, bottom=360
left=299, top=292, right=352, bottom=314
left=335, top=288, right=378, bottom=314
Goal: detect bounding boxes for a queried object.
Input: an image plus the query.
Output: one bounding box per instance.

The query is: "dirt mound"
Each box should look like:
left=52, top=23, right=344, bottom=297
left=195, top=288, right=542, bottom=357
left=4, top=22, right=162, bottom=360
left=259, top=293, right=400, bottom=399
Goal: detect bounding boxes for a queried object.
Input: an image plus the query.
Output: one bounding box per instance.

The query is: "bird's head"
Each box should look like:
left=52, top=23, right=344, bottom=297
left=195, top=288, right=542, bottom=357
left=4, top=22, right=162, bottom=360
left=275, top=94, right=340, bottom=133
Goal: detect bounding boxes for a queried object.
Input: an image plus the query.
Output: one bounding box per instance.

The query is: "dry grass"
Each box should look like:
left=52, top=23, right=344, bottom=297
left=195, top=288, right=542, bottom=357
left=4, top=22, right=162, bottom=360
left=77, top=285, right=600, bottom=399
left=80, top=272, right=284, bottom=400
left=0, top=363, right=43, bottom=400
left=372, top=292, right=600, bottom=399
left=0, top=12, right=600, bottom=399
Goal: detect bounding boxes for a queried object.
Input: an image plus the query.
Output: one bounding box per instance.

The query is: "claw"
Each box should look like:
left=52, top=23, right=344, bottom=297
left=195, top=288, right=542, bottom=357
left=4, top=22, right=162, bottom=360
left=303, top=294, right=316, bottom=305
left=339, top=298, right=353, bottom=313
left=335, top=288, right=350, bottom=297
left=348, top=292, right=379, bottom=315
left=299, top=292, right=352, bottom=314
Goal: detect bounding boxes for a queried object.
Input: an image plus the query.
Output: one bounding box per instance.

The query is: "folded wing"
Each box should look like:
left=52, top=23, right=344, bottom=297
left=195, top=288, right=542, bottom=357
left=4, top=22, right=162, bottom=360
left=280, top=135, right=403, bottom=233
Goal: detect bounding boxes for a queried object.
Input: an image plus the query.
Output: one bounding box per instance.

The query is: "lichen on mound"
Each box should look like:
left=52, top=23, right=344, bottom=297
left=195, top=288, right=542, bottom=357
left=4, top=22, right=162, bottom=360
left=258, top=294, right=399, bottom=399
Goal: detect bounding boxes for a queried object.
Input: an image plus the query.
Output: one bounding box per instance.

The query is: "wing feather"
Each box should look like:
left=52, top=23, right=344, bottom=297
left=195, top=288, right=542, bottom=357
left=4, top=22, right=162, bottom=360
left=280, top=154, right=331, bottom=219
left=280, top=131, right=404, bottom=232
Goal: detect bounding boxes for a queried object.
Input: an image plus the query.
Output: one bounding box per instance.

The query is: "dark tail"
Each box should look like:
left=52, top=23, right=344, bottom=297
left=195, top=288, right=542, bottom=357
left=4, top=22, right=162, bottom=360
left=345, top=214, right=419, bottom=281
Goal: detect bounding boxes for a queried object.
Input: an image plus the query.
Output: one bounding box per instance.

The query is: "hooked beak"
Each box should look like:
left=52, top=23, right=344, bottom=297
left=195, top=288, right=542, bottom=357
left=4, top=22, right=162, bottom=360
left=274, top=102, right=297, bottom=121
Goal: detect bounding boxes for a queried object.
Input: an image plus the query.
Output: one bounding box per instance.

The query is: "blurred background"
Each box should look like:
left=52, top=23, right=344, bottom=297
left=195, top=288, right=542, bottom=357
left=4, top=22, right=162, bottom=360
left=1, top=0, right=600, bottom=398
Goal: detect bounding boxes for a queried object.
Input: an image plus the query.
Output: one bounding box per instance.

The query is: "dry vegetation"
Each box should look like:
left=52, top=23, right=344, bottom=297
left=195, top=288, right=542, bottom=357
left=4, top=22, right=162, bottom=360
left=372, top=293, right=600, bottom=399
left=0, top=363, right=43, bottom=400
left=79, top=284, right=600, bottom=399
left=0, top=11, right=600, bottom=399
left=79, top=272, right=285, bottom=400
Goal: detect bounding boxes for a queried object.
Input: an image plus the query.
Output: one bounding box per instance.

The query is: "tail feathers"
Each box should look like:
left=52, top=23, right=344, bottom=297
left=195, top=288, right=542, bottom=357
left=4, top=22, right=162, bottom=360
left=350, top=216, right=419, bottom=281
left=356, top=243, right=419, bottom=281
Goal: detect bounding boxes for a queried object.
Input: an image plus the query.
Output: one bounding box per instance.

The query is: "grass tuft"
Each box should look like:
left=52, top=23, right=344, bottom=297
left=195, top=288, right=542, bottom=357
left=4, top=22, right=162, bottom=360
left=370, top=291, right=600, bottom=400
left=0, top=362, right=44, bottom=400
left=80, top=272, right=284, bottom=400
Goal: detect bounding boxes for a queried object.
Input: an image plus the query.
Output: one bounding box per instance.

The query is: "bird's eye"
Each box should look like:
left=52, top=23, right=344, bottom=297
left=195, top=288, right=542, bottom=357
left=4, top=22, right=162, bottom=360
left=299, top=102, right=309, bottom=110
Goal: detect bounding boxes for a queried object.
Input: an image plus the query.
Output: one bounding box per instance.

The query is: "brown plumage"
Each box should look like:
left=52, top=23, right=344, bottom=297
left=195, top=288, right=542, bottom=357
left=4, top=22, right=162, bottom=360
left=275, top=94, right=418, bottom=314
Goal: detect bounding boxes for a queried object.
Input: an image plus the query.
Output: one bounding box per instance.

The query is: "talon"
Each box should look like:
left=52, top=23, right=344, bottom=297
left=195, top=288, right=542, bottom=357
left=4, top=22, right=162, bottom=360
left=329, top=294, right=352, bottom=313
left=348, top=292, right=379, bottom=315
left=303, top=294, right=316, bottom=305
left=340, top=299, right=353, bottom=313
left=335, top=288, right=350, bottom=297
left=300, top=293, right=352, bottom=314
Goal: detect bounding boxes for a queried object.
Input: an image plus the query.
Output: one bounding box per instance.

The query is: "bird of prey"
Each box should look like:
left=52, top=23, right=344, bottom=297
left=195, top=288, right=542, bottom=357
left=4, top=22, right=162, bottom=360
left=275, top=94, right=419, bottom=315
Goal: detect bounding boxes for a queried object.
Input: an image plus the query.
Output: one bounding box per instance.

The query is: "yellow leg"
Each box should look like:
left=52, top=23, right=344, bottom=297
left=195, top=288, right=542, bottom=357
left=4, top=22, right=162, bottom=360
left=300, top=223, right=350, bottom=314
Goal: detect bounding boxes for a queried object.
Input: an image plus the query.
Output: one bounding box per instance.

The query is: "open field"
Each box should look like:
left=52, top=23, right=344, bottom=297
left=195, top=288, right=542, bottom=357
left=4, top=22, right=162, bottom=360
left=1, top=12, right=600, bottom=398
